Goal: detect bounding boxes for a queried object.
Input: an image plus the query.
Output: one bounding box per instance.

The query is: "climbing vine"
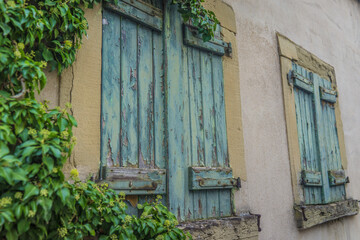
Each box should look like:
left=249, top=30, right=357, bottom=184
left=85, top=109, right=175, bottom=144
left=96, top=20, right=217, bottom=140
left=0, top=0, right=218, bottom=239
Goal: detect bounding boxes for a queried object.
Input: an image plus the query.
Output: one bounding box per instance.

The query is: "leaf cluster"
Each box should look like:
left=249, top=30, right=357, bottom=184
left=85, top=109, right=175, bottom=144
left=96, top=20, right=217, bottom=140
left=172, top=0, right=220, bottom=41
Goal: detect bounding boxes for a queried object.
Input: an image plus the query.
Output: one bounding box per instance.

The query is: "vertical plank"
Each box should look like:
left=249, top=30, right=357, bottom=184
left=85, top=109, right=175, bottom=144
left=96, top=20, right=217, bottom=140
left=318, top=77, right=345, bottom=202
left=188, top=48, right=206, bottom=220
left=313, top=74, right=331, bottom=203
left=153, top=31, right=166, bottom=169
left=165, top=1, right=192, bottom=221
left=120, top=18, right=139, bottom=167
left=212, top=55, right=231, bottom=216
left=293, top=65, right=322, bottom=204
left=200, top=53, right=219, bottom=218
left=101, top=10, right=121, bottom=168
left=138, top=25, right=154, bottom=168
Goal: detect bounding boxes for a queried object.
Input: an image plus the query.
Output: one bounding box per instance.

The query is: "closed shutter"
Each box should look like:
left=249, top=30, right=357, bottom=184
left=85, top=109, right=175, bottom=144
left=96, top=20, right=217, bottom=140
left=290, top=63, right=347, bottom=204
left=166, top=4, right=236, bottom=221
left=100, top=0, right=166, bottom=212
left=101, top=0, right=237, bottom=221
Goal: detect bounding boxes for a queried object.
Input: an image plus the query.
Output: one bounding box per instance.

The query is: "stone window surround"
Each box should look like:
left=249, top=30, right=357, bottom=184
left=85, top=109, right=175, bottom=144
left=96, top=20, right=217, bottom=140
left=277, top=33, right=358, bottom=229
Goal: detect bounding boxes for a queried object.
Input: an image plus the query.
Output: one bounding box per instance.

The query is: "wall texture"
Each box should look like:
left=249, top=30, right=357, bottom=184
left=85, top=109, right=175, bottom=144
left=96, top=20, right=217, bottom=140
left=223, top=0, right=360, bottom=239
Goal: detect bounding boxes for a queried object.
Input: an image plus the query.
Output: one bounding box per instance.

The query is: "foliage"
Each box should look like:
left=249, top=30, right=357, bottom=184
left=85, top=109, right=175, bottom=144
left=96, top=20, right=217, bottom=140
left=172, top=0, right=219, bottom=41
left=0, top=0, right=218, bottom=97
left=0, top=97, right=190, bottom=239
left=0, top=0, right=217, bottom=239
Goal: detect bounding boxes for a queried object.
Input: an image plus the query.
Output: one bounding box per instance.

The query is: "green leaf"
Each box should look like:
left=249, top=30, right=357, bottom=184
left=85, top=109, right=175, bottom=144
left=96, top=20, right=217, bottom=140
left=18, top=218, right=30, bottom=235
left=6, top=228, right=18, bottom=240
left=23, top=183, right=39, bottom=201
left=42, top=48, right=54, bottom=61
left=43, top=156, right=54, bottom=171
left=0, top=167, right=14, bottom=185
left=57, top=187, right=70, bottom=204
left=0, top=141, right=10, bottom=158
left=11, top=168, right=28, bottom=182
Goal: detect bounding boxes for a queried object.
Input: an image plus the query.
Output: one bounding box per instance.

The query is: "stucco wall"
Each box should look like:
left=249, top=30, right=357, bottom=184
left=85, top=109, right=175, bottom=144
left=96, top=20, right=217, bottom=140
left=223, top=0, right=360, bottom=239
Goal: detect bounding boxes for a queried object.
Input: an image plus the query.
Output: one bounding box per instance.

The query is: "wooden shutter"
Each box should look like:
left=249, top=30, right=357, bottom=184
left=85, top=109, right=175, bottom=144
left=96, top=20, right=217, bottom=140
left=315, top=74, right=346, bottom=202
left=101, top=0, right=237, bottom=221
left=290, top=63, right=347, bottom=204
left=100, top=0, right=166, bottom=198
left=166, top=3, right=237, bottom=221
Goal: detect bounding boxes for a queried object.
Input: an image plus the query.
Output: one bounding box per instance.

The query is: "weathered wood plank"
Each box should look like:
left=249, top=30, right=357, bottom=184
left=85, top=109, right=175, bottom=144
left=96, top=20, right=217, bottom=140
left=105, top=1, right=163, bottom=32
left=189, top=167, right=236, bottom=190
left=101, top=10, right=121, bottom=169
left=183, top=25, right=227, bottom=56
left=293, top=64, right=322, bottom=204
left=138, top=25, right=154, bottom=168
left=301, top=170, right=322, bottom=187
left=294, top=199, right=359, bottom=229
left=188, top=48, right=205, bottom=167
left=153, top=31, right=166, bottom=169
left=102, top=167, right=166, bottom=195
left=200, top=52, right=219, bottom=218
left=212, top=55, right=228, bottom=167
left=165, top=1, right=192, bottom=221
left=120, top=18, right=139, bottom=167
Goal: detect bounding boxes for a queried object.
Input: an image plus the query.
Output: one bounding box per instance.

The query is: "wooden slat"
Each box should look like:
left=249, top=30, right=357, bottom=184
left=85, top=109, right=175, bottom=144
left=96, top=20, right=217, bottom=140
left=212, top=55, right=229, bottom=166
left=317, top=75, right=346, bottom=202
left=103, top=167, right=166, bottom=195
left=165, top=2, right=192, bottom=221
left=105, top=1, right=163, bottom=32
left=320, top=86, right=337, bottom=103
left=120, top=18, right=138, bottom=167
left=328, top=170, right=348, bottom=186
left=183, top=25, right=227, bottom=56
left=292, top=64, right=322, bottom=204
left=138, top=25, right=154, bottom=168
left=153, top=31, right=166, bottom=169
left=101, top=10, right=121, bottom=169
left=187, top=48, right=206, bottom=220
left=301, top=170, right=322, bottom=187
left=189, top=167, right=236, bottom=190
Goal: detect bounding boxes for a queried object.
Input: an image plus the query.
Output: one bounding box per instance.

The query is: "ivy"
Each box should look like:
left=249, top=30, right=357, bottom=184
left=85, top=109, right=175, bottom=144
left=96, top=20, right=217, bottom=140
left=0, top=0, right=218, bottom=239
left=172, top=0, right=219, bottom=42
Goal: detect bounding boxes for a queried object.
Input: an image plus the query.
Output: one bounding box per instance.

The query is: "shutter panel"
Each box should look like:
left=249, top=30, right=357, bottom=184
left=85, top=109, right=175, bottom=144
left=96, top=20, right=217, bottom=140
left=101, top=0, right=166, bottom=199
left=290, top=63, right=322, bottom=204
left=165, top=3, right=236, bottom=221
left=315, top=74, right=346, bottom=202
left=290, top=63, right=348, bottom=204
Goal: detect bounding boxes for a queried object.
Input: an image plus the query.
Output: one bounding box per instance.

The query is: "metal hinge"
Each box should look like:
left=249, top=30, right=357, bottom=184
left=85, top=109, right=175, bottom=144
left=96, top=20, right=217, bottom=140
left=235, top=177, right=241, bottom=189
left=225, top=42, right=232, bottom=57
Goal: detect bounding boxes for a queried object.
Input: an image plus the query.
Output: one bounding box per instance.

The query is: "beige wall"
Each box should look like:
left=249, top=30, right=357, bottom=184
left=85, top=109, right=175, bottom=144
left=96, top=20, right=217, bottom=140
left=224, top=0, right=360, bottom=239
left=39, top=4, right=103, bottom=180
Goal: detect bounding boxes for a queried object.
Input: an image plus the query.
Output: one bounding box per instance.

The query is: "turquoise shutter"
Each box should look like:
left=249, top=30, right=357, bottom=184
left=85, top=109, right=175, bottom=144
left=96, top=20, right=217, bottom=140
left=290, top=63, right=347, bottom=204
left=101, top=0, right=236, bottom=221
left=100, top=0, right=166, bottom=202
left=315, top=74, right=346, bottom=202
left=166, top=2, right=236, bottom=221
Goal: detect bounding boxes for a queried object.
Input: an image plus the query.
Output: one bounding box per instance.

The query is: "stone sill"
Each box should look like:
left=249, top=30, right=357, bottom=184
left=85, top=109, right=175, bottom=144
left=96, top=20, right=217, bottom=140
left=178, top=214, right=260, bottom=240
left=294, top=199, right=359, bottom=229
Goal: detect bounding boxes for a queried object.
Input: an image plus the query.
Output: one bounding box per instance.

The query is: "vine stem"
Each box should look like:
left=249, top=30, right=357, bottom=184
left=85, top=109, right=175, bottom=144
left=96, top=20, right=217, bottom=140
left=11, top=78, right=26, bottom=99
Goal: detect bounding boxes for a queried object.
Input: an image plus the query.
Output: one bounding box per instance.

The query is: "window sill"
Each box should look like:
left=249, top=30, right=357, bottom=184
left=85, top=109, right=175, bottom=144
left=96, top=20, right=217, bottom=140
left=294, top=199, right=359, bottom=229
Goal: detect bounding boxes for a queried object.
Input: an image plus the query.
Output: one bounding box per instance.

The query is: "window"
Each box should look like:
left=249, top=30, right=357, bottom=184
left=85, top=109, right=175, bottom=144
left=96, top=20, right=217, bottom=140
left=100, top=0, right=238, bottom=221
left=277, top=33, right=358, bottom=229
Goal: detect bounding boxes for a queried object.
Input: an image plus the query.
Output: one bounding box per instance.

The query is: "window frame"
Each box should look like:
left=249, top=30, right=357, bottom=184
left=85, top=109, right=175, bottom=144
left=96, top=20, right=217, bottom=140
left=277, top=33, right=358, bottom=229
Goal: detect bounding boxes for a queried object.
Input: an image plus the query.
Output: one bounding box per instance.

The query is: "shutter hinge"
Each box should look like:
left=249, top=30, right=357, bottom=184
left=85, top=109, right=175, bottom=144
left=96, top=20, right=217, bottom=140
left=225, top=42, right=232, bottom=57
left=235, top=177, right=241, bottom=189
